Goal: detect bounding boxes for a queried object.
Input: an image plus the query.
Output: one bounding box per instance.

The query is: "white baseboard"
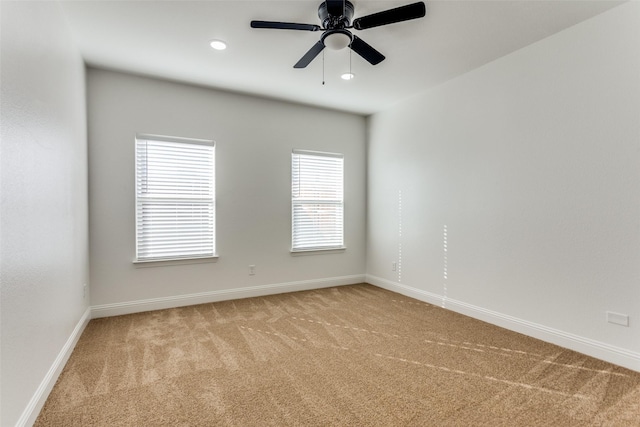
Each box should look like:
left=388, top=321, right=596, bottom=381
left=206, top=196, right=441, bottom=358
left=366, top=274, right=640, bottom=373
left=91, top=274, right=366, bottom=318
left=367, top=275, right=445, bottom=307
left=16, top=306, right=92, bottom=427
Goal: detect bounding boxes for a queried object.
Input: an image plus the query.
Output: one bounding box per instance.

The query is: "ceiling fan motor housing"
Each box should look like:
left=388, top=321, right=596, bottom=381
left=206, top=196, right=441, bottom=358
left=318, top=1, right=355, bottom=29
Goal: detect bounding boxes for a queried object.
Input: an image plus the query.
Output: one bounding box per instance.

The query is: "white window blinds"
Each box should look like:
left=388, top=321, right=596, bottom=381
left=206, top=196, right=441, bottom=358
left=291, top=150, right=344, bottom=251
left=135, top=135, right=215, bottom=261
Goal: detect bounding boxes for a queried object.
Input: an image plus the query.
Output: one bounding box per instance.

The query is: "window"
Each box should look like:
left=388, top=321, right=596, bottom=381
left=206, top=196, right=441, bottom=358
left=291, top=149, right=344, bottom=251
left=135, top=135, right=215, bottom=262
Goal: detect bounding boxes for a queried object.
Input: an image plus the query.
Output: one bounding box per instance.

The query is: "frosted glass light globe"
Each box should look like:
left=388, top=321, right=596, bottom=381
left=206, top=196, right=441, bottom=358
left=324, top=32, right=351, bottom=50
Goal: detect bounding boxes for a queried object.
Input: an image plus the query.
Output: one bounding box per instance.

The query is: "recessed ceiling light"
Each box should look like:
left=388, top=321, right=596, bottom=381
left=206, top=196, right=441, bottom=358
left=341, top=73, right=355, bottom=81
left=209, top=40, right=227, bottom=50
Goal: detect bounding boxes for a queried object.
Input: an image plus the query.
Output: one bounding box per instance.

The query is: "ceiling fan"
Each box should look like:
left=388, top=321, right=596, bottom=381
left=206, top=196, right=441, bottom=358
left=251, top=1, right=426, bottom=69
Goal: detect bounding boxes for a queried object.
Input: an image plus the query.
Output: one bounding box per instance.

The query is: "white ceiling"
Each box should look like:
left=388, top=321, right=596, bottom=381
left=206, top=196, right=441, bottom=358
left=59, top=0, right=623, bottom=115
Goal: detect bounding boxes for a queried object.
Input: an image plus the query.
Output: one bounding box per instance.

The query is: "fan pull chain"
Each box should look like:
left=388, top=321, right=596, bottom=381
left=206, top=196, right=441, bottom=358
left=322, top=50, right=325, bottom=85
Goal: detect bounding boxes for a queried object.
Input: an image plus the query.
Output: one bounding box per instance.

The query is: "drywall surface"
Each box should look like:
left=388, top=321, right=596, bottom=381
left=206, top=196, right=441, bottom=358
left=367, top=2, right=639, bottom=357
left=87, top=69, right=366, bottom=306
left=0, top=1, right=89, bottom=425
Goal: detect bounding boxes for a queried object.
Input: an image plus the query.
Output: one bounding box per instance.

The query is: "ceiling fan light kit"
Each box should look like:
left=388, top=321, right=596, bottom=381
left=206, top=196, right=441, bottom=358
left=323, top=31, right=352, bottom=50
left=250, top=0, right=426, bottom=69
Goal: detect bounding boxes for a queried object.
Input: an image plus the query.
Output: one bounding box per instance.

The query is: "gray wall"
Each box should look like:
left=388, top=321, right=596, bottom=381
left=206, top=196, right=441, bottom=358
left=0, top=1, right=89, bottom=425
left=87, top=69, right=367, bottom=309
left=367, top=2, right=640, bottom=369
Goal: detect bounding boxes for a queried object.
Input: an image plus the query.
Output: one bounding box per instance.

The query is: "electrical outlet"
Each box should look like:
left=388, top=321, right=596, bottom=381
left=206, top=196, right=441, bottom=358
left=249, top=265, right=256, bottom=276
left=392, top=262, right=397, bottom=271
left=83, top=284, right=87, bottom=299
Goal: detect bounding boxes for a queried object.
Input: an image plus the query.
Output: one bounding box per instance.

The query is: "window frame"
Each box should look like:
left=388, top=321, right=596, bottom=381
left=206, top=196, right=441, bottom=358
left=134, top=133, right=217, bottom=264
left=291, top=149, right=345, bottom=253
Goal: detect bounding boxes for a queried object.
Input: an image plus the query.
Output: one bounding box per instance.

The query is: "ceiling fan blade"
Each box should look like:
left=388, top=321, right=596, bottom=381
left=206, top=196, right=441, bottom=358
left=352, top=2, right=426, bottom=30
left=326, top=0, right=345, bottom=17
left=251, top=21, right=321, bottom=31
left=294, top=41, right=326, bottom=68
left=349, top=35, right=385, bottom=65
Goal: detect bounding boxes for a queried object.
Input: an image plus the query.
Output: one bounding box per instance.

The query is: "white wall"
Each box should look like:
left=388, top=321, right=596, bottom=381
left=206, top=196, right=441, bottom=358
left=0, top=1, right=89, bottom=425
left=367, top=2, right=640, bottom=370
left=87, top=69, right=366, bottom=311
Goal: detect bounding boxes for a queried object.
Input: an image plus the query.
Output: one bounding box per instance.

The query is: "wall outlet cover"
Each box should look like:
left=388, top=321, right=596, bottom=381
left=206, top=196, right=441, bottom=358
left=606, top=311, right=629, bottom=327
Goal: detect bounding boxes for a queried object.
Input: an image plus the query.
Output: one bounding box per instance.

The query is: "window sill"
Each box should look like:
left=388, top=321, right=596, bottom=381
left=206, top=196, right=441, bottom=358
left=290, top=247, right=346, bottom=256
left=133, top=255, right=219, bottom=268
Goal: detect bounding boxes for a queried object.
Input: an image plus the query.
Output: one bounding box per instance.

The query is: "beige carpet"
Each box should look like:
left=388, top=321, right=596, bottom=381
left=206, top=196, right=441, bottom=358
left=35, top=284, right=640, bottom=426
